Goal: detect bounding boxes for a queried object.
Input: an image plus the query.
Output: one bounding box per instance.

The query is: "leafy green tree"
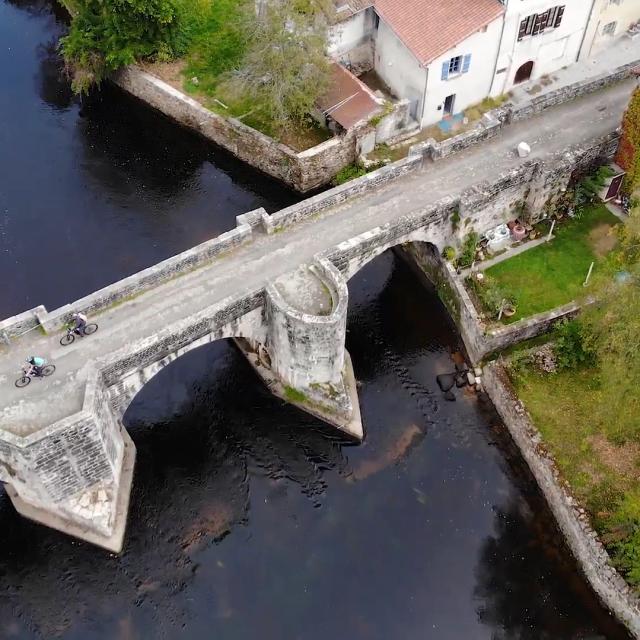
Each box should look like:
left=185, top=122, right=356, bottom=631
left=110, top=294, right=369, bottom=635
left=61, top=0, right=188, bottom=93
left=228, top=0, right=331, bottom=130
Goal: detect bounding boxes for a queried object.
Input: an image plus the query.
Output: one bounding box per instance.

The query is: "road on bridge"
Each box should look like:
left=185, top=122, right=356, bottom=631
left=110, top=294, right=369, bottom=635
left=0, top=78, right=635, bottom=436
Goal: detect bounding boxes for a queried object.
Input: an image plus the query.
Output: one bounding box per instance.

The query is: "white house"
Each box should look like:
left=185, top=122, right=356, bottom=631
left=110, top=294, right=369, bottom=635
left=490, top=0, right=594, bottom=95
left=328, top=0, right=506, bottom=128
left=579, top=0, right=640, bottom=60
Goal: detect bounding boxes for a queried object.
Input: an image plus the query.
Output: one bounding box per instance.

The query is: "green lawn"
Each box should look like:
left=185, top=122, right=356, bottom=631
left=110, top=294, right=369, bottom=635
left=510, top=361, right=640, bottom=587
left=484, top=204, right=620, bottom=322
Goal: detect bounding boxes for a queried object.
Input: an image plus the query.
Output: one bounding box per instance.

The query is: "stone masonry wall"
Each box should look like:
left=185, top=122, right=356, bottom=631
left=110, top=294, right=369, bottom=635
left=269, top=155, right=423, bottom=232
left=113, top=67, right=360, bottom=193
left=483, top=363, right=640, bottom=638
left=0, top=371, right=120, bottom=514
left=0, top=305, right=46, bottom=344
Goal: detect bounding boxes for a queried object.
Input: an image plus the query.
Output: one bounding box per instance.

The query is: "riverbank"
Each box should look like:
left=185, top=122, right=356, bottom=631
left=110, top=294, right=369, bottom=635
left=484, top=362, right=640, bottom=637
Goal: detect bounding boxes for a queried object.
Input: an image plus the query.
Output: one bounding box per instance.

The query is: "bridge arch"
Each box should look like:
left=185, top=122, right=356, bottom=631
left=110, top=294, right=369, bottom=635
left=108, top=305, right=267, bottom=419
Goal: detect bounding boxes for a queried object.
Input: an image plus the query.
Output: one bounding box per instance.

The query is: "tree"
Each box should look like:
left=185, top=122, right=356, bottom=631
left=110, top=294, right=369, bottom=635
left=61, top=0, right=188, bottom=93
left=228, top=0, right=332, bottom=131
left=615, top=86, right=640, bottom=195
left=579, top=204, right=640, bottom=442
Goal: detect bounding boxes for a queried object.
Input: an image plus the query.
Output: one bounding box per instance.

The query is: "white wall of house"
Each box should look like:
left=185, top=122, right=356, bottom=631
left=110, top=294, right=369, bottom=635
left=490, top=0, right=593, bottom=95
left=579, top=0, right=640, bottom=60
left=422, top=17, right=504, bottom=127
left=374, top=19, right=427, bottom=119
left=328, top=9, right=374, bottom=56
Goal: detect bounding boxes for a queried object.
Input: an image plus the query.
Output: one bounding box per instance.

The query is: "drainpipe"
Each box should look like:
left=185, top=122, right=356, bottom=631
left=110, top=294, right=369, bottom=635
left=490, top=4, right=508, bottom=96
left=420, top=64, right=429, bottom=127
left=578, top=0, right=599, bottom=62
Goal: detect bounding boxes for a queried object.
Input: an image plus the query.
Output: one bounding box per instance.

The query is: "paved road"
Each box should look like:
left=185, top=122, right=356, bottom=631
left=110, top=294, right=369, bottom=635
left=0, top=79, right=635, bottom=437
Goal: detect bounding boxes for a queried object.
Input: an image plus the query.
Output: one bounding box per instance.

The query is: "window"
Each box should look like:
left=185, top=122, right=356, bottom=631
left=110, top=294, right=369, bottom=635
left=449, top=56, right=462, bottom=75
left=441, top=54, right=472, bottom=80
left=518, top=5, right=565, bottom=41
left=602, top=21, right=617, bottom=36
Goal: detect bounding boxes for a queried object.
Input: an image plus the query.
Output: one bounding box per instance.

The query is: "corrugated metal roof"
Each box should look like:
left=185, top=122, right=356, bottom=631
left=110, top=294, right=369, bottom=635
left=317, top=63, right=381, bottom=130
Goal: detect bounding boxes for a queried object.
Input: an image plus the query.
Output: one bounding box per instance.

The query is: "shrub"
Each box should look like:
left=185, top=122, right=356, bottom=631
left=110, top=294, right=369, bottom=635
left=456, top=231, right=479, bottom=269
left=442, top=246, right=456, bottom=261
left=553, top=320, right=594, bottom=370
left=333, top=163, right=368, bottom=185
left=61, top=0, right=190, bottom=93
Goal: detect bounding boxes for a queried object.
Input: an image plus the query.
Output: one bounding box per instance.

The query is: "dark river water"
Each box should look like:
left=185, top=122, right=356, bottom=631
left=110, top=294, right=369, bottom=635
left=0, top=1, right=632, bottom=638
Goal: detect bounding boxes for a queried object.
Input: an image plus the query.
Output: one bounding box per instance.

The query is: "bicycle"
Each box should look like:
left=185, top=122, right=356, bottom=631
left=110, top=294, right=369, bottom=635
left=15, top=363, right=56, bottom=388
left=60, top=322, right=98, bottom=346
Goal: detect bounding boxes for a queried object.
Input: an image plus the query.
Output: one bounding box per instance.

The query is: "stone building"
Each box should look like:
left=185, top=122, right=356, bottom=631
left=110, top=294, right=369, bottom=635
left=490, top=0, right=594, bottom=94
left=579, top=0, right=640, bottom=60
left=328, top=0, right=505, bottom=127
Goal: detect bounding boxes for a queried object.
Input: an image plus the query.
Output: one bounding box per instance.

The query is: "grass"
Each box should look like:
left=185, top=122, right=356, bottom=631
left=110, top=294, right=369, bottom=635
left=149, top=0, right=332, bottom=151
left=509, top=359, right=640, bottom=587
left=483, top=204, right=620, bottom=322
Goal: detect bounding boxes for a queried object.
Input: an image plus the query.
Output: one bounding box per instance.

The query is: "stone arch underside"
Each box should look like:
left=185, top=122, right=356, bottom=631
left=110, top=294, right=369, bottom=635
left=108, top=305, right=266, bottom=419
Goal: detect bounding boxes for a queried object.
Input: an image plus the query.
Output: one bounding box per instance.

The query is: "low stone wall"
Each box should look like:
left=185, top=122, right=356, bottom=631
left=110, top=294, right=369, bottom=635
left=398, top=242, right=582, bottom=363
left=483, top=363, right=640, bottom=638
left=409, top=59, right=639, bottom=162
left=39, top=224, right=253, bottom=333
left=0, top=305, right=46, bottom=344
left=510, top=60, right=640, bottom=123
left=484, top=302, right=581, bottom=355
left=113, top=67, right=359, bottom=193
left=269, top=155, right=422, bottom=231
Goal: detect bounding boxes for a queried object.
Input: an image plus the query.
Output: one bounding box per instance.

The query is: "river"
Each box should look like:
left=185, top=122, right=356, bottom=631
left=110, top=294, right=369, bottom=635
left=0, top=1, right=632, bottom=638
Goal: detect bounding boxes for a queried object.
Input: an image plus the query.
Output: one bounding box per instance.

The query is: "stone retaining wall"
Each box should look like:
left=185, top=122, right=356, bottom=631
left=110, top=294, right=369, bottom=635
left=484, top=363, right=640, bottom=638
left=113, top=67, right=360, bottom=193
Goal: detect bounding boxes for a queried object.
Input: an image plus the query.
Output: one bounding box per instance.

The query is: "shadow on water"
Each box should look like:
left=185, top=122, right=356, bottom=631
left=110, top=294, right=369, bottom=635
left=0, top=252, right=631, bottom=639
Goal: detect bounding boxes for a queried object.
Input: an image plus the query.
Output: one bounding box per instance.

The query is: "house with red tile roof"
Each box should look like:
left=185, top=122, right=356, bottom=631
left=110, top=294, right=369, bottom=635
left=328, top=0, right=506, bottom=127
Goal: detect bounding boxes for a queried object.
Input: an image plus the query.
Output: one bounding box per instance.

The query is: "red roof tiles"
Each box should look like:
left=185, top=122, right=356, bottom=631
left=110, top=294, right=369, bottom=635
left=374, top=0, right=504, bottom=65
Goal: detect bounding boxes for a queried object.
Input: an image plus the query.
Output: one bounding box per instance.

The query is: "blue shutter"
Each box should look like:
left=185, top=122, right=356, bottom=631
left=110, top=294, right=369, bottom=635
left=462, top=54, right=472, bottom=74
left=441, top=61, right=449, bottom=80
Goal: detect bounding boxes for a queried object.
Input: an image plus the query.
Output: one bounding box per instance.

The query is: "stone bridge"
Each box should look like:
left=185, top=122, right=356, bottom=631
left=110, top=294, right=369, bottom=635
left=0, top=77, right=633, bottom=551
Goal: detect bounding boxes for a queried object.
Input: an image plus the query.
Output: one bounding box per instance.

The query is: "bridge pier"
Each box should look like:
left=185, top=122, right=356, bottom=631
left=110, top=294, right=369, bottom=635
left=238, top=258, right=363, bottom=440
left=0, top=368, right=135, bottom=552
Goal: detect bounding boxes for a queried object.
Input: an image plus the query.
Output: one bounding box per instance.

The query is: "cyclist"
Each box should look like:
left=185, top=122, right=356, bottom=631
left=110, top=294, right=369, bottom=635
left=26, top=356, right=46, bottom=377
left=72, top=311, right=88, bottom=336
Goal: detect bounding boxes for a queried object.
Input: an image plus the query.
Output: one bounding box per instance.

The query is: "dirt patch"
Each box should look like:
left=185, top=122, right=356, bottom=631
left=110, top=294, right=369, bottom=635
left=588, top=434, right=640, bottom=479
left=589, top=223, right=617, bottom=257
left=139, top=60, right=186, bottom=91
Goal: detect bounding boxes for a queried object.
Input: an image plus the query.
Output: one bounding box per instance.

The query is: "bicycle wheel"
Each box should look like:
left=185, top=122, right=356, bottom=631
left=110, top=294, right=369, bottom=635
left=83, top=323, right=98, bottom=336
left=41, top=365, right=56, bottom=377
left=15, top=376, right=31, bottom=388
left=60, top=332, right=75, bottom=346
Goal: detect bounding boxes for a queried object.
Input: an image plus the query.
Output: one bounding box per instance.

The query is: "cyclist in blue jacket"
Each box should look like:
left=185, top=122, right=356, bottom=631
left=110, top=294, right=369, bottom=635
left=26, top=356, right=46, bottom=377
